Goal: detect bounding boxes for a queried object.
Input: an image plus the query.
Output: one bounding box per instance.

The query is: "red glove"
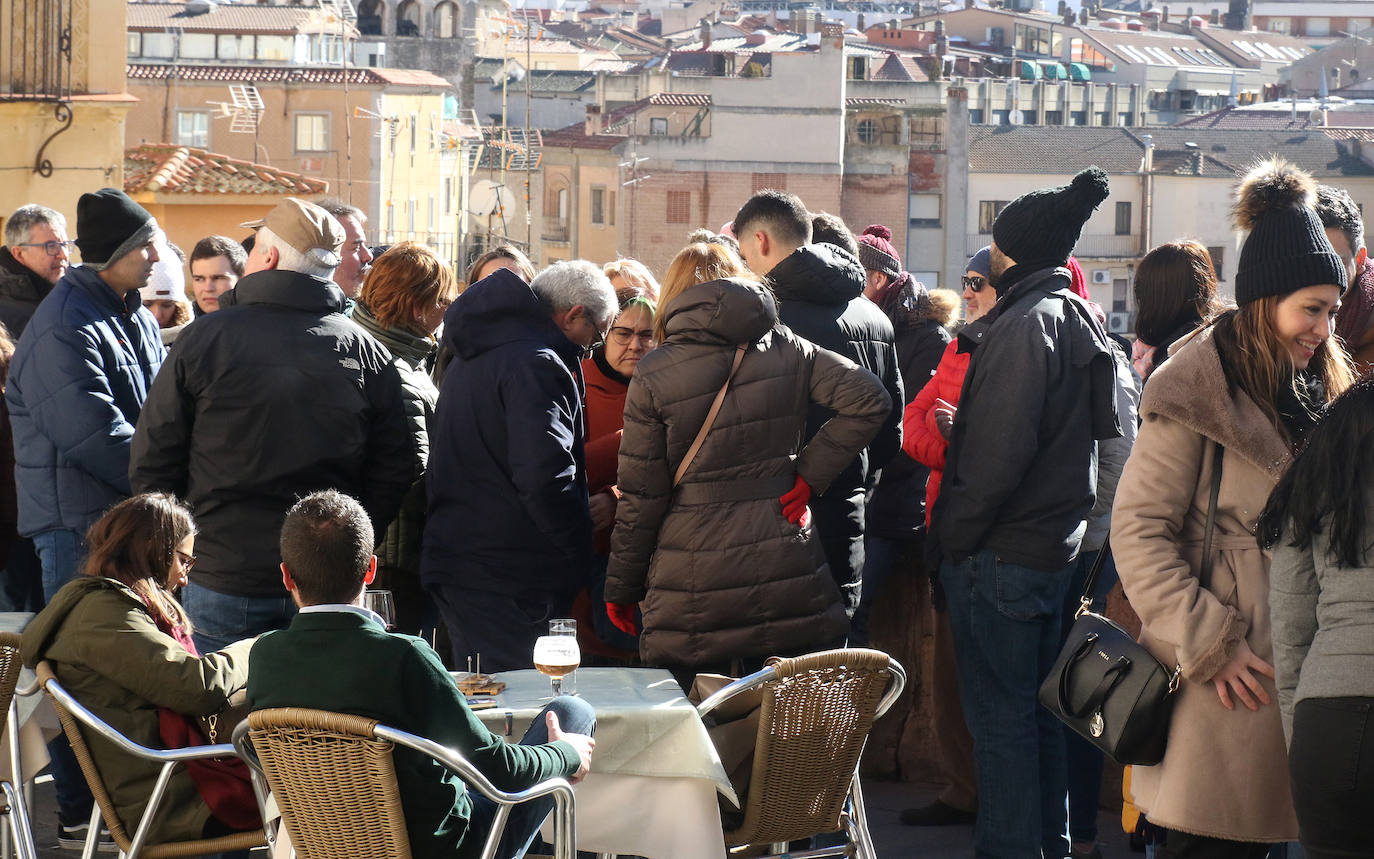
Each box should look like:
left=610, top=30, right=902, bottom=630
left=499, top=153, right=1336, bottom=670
left=606, top=602, right=639, bottom=636
left=780, top=475, right=812, bottom=527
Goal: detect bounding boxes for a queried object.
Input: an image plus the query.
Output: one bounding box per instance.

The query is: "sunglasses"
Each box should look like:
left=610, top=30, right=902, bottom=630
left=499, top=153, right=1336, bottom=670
left=962, top=275, right=989, bottom=292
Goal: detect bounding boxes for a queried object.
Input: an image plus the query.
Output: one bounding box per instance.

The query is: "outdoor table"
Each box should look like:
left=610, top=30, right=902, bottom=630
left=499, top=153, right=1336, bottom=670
left=0, top=612, right=53, bottom=784
left=472, top=667, right=734, bottom=859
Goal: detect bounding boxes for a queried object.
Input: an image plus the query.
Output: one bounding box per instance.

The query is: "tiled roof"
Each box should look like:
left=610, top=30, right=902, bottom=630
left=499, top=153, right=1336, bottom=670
left=872, top=53, right=924, bottom=82
left=1175, top=106, right=1374, bottom=130
left=126, top=63, right=451, bottom=88
left=541, top=121, right=627, bottom=150
left=970, top=124, right=1374, bottom=178
left=648, top=92, right=711, bottom=106
left=847, top=96, right=906, bottom=106
left=124, top=143, right=328, bottom=195
left=526, top=71, right=596, bottom=93
left=585, top=58, right=639, bottom=72
left=127, top=2, right=347, bottom=34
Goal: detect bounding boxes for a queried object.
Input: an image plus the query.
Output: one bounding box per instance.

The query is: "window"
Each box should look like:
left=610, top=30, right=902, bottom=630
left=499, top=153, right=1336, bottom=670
left=1307, top=17, right=1330, bottom=36
left=666, top=191, right=691, bottom=224
left=649, top=117, right=668, bottom=135
left=435, top=1, right=457, bottom=38
left=1349, top=18, right=1372, bottom=34
left=978, top=201, right=1007, bottom=234
left=257, top=36, right=293, bottom=61
left=751, top=173, right=786, bottom=193
left=1113, top=279, right=1129, bottom=313
left=1207, top=246, right=1225, bottom=281
left=310, top=35, right=344, bottom=63
left=141, top=32, right=175, bottom=59
left=908, top=194, right=940, bottom=229
left=175, top=111, right=211, bottom=148
left=294, top=114, right=329, bottom=153
left=217, top=34, right=254, bottom=60
left=1115, top=203, right=1133, bottom=236
left=857, top=118, right=879, bottom=144
left=410, top=113, right=418, bottom=155
left=558, top=189, right=569, bottom=222
left=591, top=187, right=606, bottom=225
left=428, top=194, right=436, bottom=229
left=127, top=33, right=141, bottom=58
left=1268, top=17, right=1290, bottom=33
left=181, top=33, right=216, bottom=59
left=407, top=199, right=416, bottom=232
left=396, top=0, right=420, bottom=35
left=443, top=179, right=452, bottom=216
left=608, top=191, right=616, bottom=226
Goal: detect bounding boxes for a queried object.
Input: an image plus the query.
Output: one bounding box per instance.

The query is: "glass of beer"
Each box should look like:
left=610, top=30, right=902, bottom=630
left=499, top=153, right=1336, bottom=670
left=533, top=634, right=580, bottom=697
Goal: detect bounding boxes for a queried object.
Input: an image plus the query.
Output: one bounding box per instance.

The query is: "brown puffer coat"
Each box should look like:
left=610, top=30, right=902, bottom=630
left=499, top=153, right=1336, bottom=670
left=605, top=278, right=893, bottom=667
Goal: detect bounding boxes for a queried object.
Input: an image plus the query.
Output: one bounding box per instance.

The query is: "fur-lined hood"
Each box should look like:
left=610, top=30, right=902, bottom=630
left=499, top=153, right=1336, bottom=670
left=1140, top=322, right=1290, bottom=479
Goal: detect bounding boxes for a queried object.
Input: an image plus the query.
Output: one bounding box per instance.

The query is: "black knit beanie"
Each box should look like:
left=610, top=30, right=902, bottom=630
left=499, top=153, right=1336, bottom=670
left=992, top=166, right=1111, bottom=268
left=1233, top=159, right=1347, bottom=305
left=75, top=188, right=157, bottom=271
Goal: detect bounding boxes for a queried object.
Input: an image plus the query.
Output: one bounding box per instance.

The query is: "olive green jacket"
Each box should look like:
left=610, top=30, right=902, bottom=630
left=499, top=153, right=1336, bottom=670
left=21, top=577, right=252, bottom=842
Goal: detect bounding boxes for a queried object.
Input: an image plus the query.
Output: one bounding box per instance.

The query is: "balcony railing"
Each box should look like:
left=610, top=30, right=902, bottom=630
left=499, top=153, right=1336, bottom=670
left=2, top=0, right=72, bottom=101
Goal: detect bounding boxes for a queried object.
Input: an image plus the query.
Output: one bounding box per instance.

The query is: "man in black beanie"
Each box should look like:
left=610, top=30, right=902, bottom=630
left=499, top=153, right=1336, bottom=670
left=930, top=167, right=1123, bottom=859
left=4, top=187, right=164, bottom=844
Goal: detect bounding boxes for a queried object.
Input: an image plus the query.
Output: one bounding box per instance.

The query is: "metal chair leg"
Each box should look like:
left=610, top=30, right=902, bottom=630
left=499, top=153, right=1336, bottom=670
left=80, top=804, right=101, bottom=859
left=846, top=773, right=877, bottom=859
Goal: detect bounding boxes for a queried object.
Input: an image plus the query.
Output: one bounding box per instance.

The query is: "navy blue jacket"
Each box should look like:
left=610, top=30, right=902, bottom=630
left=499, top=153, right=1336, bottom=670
left=7, top=265, right=164, bottom=536
left=422, top=270, right=593, bottom=597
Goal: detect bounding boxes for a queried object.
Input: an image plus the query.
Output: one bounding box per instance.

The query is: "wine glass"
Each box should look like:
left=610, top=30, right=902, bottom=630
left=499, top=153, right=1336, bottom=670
left=363, top=589, right=396, bottom=630
left=533, top=635, right=580, bottom=697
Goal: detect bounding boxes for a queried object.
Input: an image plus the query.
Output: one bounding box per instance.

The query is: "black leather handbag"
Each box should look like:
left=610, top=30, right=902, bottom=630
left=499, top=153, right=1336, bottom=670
left=1039, top=443, right=1223, bottom=766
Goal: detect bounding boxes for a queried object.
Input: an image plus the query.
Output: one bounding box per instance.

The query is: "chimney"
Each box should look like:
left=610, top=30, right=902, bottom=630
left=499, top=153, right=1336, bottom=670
left=965, top=0, right=975, bottom=9
left=1078, top=7, right=1088, bottom=24
left=1210, top=8, right=1220, bottom=24
left=699, top=17, right=711, bottom=48
left=1057, top=0, right=1066, bottom=14
left=857, top=11, right=865, bottom=31
left=1161, top=4, right=1169, bottom=22
left=585, top=103, right=603, bottom=134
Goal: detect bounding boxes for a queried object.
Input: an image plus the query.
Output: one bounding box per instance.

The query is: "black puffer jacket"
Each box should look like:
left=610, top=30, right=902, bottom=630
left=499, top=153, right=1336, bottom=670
left=0, top=247, right=53, bottom=338
left=765, top=244, right=903, bottom=609
left=129, top=269, right=415, bottom=597
left=605, top=278, right=891, bottom=667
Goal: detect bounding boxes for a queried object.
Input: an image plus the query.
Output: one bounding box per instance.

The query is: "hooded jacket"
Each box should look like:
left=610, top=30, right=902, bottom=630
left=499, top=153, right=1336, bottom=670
left=129, top=269, right=414, bottom=597
left=605, top=278, right=891, bottom=667
left=422, top=269, right=593, bottom=597
left=21, top=577, right=252, bottom=843
left=7, top=265, right=164, bottom=537
left=765, top=244, right=903, bottom=608
left=902, top=340, right=969, bottom=528
left=0, top=246, right=54, bottom=338
left=933, top=265, right=1121, bottom=571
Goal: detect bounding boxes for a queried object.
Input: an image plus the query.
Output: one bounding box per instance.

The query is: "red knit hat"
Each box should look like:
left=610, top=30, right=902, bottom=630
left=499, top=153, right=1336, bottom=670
left=856, top=225, right=901, bottom=278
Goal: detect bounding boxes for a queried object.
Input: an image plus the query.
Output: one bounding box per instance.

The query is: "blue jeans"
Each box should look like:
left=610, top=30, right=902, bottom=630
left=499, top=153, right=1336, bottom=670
left=33, top=528, right=93, bottom=822
left=180, top=583, right=297, bottom=654
left=943, top=549, right=1074, bottom=859
left=1060, top=547, right=1118, bottom=844
left=850, top=534, right=920, bottom=646
left=467, top=696, right=596, bottom=858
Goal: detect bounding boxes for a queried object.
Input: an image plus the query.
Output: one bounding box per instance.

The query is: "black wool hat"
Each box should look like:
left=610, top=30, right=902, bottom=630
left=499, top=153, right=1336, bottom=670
left=75, top=188, right=157, bottom=271
left=1233, top=159, right=1347, bottom=305
left=992, top=166, right=1111, bottom=268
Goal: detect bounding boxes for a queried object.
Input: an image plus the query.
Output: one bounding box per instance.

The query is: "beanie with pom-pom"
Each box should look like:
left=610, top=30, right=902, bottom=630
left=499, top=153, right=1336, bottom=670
left=992, top=166, right=1110, bottom=270
left=1233, top=158, right=1347, bottom=305
left=856, top=224, right=901, bottom=278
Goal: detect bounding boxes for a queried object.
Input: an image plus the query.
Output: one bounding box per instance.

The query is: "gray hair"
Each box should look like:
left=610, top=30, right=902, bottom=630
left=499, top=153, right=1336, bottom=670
left=258, top=226, right=338, bottom=279
left=531, top=260, right=617, bottom=327
left=4, top=205, right=66, bottom=247
left=1315, top=185, right=1365, bottom=255
left=315, top=198, right=367, bottom=226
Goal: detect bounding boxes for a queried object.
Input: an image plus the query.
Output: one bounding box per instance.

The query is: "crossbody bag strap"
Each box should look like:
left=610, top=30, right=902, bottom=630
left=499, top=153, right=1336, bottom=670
left=673, top=344, right=748, bottom=488
left=1199, top=441, right=1224, bottom=590
left=1074, top=536, right=1113, bottom=617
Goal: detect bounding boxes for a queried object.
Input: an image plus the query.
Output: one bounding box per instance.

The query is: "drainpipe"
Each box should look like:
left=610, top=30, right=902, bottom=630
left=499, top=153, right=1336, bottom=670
left=1140, top=133, right=1154, bottom=255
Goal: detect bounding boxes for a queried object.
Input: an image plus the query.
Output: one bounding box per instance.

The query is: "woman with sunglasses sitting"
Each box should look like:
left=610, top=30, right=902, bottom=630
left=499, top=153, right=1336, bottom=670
left=579, top=283, right=658, bottom=655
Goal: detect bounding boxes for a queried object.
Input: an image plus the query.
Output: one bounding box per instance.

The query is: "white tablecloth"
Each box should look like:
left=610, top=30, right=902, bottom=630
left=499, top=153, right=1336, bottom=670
left=472, top=667, right=732, bottom=859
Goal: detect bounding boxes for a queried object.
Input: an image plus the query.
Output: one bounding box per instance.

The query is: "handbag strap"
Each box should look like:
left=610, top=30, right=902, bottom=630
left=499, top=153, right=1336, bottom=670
left=1199, top=441, right=1224, bottom=591
left=673, top=344, right=747, bottom=488
left=1075, top=440, right=1225, bottom=614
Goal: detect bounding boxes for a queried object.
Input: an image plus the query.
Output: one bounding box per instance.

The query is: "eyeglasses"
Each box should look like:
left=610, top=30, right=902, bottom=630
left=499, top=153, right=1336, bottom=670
left=608, top=326, right=656, bottom=347
left=582, top=316, right=608, bottom=360
left=962, top=275, right=988, bottom=292
left=175, top=551, right=197, bottom=570
left=17, top=240, right=75, bottom=257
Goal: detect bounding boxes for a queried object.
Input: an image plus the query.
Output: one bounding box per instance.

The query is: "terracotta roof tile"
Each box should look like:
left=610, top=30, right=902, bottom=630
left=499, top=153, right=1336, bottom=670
left=124, top=143, right=329, bottom=195
left=127, top=2, right=349, bottom=34
left=126, top=63, right=450, bottom=88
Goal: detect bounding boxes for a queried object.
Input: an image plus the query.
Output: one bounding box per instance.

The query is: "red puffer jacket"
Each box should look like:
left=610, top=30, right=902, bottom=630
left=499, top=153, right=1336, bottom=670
left=901, top=339, right=970, bottom=527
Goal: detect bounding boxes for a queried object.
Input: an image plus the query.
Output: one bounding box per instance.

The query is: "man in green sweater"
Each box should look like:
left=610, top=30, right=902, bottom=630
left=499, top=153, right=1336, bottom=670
left=248, top=490, right=596, bottom=859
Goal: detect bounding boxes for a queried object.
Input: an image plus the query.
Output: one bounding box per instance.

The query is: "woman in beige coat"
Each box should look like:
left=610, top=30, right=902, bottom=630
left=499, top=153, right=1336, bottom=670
left=1112, top=159, right=1354, bottom=858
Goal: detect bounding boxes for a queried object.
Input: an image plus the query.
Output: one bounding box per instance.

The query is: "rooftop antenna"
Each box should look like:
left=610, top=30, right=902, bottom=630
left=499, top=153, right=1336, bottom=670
left=207, top=83, right=265, bottom=134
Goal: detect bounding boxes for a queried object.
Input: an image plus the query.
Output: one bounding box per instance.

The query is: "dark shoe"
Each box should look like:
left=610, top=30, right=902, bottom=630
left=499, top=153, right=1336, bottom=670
left=56, top=815, right=116, bottom=852
left=1071, top=844, right=1104, bottom=859
left=899, top=799, right=976, bottom=826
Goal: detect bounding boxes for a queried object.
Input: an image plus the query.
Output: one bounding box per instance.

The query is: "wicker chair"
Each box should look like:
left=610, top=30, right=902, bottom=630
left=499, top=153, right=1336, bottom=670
left=695, top=648, right=906, bottom=859
left=0, top=633, right=36, bottom=859
left=234, top=708, right=577, bottom=859
left=34, top=662, right=268, bottom=859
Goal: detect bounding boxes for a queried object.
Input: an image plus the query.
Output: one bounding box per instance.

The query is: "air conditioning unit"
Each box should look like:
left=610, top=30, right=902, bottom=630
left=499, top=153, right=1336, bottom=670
left=1108, top=312, right=1130, bottom=334
left=1092, top=269, right=1112, bottom=284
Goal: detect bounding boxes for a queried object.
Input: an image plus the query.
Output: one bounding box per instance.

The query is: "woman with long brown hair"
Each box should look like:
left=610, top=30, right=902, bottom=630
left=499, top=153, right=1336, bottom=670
left=1132, top=240, right=1226, bottom=382
left=1112, top=159, right=1355, bottom=858
left=603, top=241, right=892, bottom=680
left=21, top=494, right=257, bottom=848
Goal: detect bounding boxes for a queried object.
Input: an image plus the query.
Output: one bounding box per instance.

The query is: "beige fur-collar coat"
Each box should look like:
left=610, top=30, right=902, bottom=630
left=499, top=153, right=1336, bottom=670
left=1111, top=324, right=1297, bottom=843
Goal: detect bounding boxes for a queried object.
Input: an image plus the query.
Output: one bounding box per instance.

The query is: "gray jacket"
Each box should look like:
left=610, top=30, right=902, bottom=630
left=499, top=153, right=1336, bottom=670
left=1084, top=342, right=1139, bottom=552
left=1270, top=512, right=1374, bottom=743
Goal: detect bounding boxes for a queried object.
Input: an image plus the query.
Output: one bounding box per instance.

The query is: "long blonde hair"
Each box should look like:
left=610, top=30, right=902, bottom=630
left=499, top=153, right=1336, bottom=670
left=654, top=242, right=750, bottom=342
left=1212, top=296, right=1355, bottom=442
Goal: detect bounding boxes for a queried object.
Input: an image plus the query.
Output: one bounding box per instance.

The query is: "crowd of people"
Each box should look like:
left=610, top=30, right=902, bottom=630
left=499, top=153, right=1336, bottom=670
left=0, top=156, right=1369, bottom=859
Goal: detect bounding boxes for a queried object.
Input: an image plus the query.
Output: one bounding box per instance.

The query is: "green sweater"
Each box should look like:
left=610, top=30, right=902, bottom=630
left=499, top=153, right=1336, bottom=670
left=247, top=611, right=579, bottom=859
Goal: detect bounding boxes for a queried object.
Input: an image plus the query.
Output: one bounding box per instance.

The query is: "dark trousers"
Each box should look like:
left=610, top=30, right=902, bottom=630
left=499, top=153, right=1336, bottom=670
left=1290, top=696, right=1374, bottom=859
left=429, top=584, right=571, bottom=674
left=2, top=536, right=43, bottom=612
left=1157, top=830, right=1271, bottom=859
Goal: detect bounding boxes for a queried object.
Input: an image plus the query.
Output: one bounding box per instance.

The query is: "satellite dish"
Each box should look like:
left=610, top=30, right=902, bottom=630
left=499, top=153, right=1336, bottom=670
left=1008, top=109, right=1025, bottom=125
left=1309, top=108, right=1326, bottom=124
left=468, top=180, right=514, bottom=217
